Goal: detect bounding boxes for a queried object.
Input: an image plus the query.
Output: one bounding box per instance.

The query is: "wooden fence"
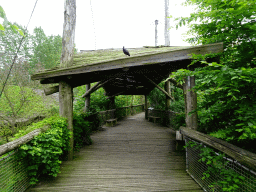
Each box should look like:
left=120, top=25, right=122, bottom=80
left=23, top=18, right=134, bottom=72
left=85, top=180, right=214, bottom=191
left=147, top=108, right=178, bottom=127
left=98, top=104, right=144, bottom=125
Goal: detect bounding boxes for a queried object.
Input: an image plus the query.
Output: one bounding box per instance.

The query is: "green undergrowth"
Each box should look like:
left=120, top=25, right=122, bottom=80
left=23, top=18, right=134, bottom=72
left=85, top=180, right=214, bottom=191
left=185, top=141, right=245, bottom=191
left=16, top=116, right=71, bottom=184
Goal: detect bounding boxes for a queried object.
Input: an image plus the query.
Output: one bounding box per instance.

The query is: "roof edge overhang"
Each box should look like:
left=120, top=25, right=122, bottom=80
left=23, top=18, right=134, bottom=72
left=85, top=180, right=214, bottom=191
left=31, top=42, right=223, bottom=83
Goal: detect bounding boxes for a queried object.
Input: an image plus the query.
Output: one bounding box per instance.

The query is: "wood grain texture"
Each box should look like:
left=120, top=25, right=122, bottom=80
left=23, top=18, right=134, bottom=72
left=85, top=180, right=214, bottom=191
left=28, top=113, right=203, bottom=192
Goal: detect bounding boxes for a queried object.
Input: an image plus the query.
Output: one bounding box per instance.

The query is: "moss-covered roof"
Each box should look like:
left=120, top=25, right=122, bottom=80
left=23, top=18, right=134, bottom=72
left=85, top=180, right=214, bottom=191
left=32, top=43, right=223, bottom=88
left=72, top=46, right=187, bottom=67
left=34, top=43, right=223, bottom=96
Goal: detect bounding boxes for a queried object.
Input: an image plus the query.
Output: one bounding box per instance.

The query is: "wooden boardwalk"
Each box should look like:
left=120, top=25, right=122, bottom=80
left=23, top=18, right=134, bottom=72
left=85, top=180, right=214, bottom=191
left=28, top=113, right=203, bottom=192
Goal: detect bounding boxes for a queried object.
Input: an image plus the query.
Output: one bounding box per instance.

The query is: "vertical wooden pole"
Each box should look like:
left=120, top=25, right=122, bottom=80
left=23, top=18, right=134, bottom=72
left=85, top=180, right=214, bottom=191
left=165, top=80, right=171, bottom=110
left=183, top=76, right=197, bottom=130
left=155, top=20, right=158, bottom=47
left=145, top=95, right=148, bottom=119
left=130, top=95, right=134, bottom=115
left=59, top=0, right=76, bottom=160
left=165, top=80, right=171, bottom=126
left=59, top=80, right=74, bottom=160
left=164, top=0, right=170, bottom=46
left=84, top=84, right=91, bottom=112
left=109, top=97, right=115, bottom=119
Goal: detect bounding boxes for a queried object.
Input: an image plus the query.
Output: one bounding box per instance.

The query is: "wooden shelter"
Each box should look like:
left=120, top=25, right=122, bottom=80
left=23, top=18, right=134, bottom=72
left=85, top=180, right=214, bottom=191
left=31, top=43, right=223, bottom=159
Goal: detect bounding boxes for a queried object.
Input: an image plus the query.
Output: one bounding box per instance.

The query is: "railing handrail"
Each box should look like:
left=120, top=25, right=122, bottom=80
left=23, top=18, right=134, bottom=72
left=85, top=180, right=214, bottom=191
left=180, top=126, right=256, bottom=172
left=0, top=126, right=50, bottom=157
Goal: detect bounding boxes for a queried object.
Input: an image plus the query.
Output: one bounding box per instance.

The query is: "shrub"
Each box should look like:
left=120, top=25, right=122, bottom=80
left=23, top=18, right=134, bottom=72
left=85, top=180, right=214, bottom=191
left=16, top=116, right=71, bottom=184
left=73, top=112, right=94, bottom=150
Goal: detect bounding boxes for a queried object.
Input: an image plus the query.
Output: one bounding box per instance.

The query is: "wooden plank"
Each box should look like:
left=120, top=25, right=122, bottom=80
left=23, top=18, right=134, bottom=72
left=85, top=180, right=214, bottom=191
left=180, top=127, right=256, bottom=172
left=31, top=43, right=223, bottom=81
left=28, top=113, right=203, bottom=192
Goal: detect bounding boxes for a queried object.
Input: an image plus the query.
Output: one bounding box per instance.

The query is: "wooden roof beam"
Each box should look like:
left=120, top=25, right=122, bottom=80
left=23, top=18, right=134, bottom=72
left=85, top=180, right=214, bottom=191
left=143, top=75, right=174, bottom=101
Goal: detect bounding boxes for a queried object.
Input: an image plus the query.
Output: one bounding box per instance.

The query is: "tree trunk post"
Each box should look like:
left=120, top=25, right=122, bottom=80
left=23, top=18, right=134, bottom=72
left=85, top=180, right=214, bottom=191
left=164, top=0, right=170, bottom=46
left=109, top=97, right=116, bottom=119
left=145, top=95, right=148, bottom=119
left=84, top=84, right=91, bottom=112
left=59, top=0, right=76, bottom=161
left=183, top=76, right=197, bottom=130
left=165, top=80, right=171, bottom=126
left=155, top=20, right=158, bottom=47
left=59, top=80, right=74, bottom=160
left=165, top=80, right=171, bottom=110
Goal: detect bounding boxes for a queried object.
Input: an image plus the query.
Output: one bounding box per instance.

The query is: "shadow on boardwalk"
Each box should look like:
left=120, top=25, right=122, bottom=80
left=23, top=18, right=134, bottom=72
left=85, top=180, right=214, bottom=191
left=28, top=113, right=202, bottom=192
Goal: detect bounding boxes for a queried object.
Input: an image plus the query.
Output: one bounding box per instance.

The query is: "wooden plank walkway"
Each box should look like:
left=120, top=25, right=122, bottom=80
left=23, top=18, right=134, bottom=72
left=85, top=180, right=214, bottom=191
left=28, top=113, right=203, bottom=192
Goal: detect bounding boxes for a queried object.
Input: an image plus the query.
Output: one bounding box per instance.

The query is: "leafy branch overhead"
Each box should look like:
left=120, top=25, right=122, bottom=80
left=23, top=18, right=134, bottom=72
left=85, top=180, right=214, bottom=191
left=0, top=5, right=24, bottom=36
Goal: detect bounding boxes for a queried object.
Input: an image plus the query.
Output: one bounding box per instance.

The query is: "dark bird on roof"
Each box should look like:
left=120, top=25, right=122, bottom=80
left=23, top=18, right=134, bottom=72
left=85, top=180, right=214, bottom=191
left=123, top=46, right=130, bottom=56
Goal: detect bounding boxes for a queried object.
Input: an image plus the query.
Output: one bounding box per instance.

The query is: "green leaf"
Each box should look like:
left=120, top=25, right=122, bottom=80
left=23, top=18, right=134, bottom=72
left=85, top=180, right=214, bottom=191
left=0, top=24, right=5, bottom=31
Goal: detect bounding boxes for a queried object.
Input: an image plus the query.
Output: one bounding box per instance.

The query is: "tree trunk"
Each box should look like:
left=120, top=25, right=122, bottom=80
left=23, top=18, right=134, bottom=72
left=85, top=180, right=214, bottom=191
left=183, top=76, right=197, bottom=130
left=59, top=0, right=76, bottom=161
left=60, top=0, right=76, bottom=68
left=59, top=80, right=73, bottom=160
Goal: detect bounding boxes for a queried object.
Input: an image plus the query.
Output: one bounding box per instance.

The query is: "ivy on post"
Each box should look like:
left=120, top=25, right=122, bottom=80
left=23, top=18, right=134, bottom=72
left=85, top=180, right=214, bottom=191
left=183, top=76, right=197, bottom=130
left=59, top=0, right=76, bottom=160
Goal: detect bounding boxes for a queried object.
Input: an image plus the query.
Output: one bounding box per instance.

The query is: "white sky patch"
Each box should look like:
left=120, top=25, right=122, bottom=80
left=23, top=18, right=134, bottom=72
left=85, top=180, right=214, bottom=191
left=1, top=0, right=196, bottom=51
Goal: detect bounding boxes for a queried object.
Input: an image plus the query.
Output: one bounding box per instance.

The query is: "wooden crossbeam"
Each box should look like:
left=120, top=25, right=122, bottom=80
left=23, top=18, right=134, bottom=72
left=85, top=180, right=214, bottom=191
left=143, top=75, right=174, bottom=101
left=82, top=81, right=101, bottom=98
left=44, top=85, right=59, bottom=96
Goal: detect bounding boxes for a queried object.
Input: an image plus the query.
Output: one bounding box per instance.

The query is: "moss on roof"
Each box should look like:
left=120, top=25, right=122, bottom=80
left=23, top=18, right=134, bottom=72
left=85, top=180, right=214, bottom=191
left=73, top=46, right=188, bottom=67
left=42, top=46, right=188, bottom=73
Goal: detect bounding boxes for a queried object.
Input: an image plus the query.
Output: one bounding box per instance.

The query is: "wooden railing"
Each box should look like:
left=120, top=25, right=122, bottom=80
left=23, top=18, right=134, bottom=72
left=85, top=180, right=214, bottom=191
left=147, top=108, right=178, bottom=127
left=180, top=126, right=256, bottom=191
left=98, top=104, right=145, bottom=125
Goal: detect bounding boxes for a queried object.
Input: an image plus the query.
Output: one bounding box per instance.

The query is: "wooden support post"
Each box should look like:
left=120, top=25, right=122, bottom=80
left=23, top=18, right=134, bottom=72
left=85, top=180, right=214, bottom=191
left=130, top=95, right=134, bottom=115
left=84, top=84, right=90, bottom=112
left=59, top=0, right=76, bottom=161
left=59, top=80, right=73, bottom=160
left=145, top=95, right=148, bottom=119
left=109, top=97, right=116, bottom=119
left=183, top=76, right=197, bottom=130
left=165, top=80, right=171, bottom=126
left=165, top=80, right=171, bottom=110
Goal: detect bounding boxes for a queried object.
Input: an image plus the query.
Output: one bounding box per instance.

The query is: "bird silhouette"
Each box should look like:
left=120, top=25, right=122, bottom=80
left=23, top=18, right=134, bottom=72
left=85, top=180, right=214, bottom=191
left=123, top=46, right=130, bottom=56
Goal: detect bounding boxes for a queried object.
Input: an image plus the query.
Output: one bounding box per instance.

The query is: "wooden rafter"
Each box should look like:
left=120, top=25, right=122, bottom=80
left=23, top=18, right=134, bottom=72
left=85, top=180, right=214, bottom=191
left=143, top=75, right=174, bottom=101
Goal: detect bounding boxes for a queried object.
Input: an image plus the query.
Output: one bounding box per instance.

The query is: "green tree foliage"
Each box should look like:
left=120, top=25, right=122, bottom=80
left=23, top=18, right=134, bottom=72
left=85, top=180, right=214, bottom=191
left=0, top=22, right=30, bottom=66
left=0, top=5, right=24, bottom=36
left=29, top=27, right=62, bottom=72
left=0, top=86, right=58, bottom=142
left=173, top=0, right=256, bottom=152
